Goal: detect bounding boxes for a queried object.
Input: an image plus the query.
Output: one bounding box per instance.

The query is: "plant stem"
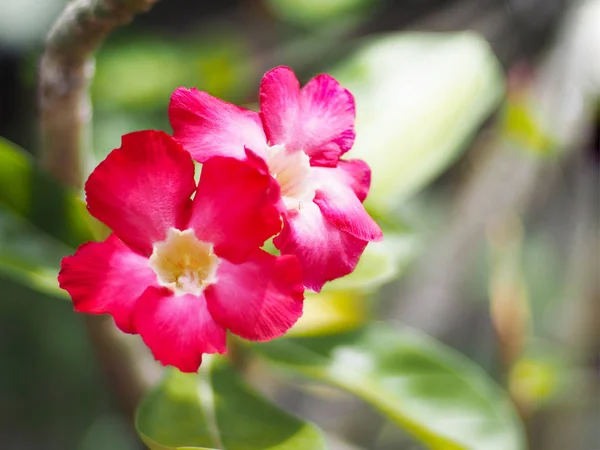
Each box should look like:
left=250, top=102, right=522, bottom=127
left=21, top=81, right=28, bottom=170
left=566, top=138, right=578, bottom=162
left=39, top=0, right=159, bottom=188
left=38, top=0, right=162, bottom=418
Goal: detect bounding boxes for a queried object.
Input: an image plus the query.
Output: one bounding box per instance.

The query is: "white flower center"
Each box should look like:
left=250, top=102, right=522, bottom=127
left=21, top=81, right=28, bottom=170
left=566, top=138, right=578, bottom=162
left=149, top=228, right=220, bottom=296
left=266, top=144, right=315, bottom=210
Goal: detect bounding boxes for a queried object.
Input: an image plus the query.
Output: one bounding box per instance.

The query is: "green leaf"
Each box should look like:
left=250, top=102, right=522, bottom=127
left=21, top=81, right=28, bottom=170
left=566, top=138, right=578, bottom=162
left=286, top=290, right=369, bottom=338
left=0, top=137, right=94, bottom=248
left=94, top=38, right=191, bottom=111
left=0, top=137, right=95, bottom=298
left=254, top=323, right=525, bottom=450
left=186, top=33, right=255, bottom=104
left=136, top=358, right=328, bottom=450
left=0, top=208, right=67, bottom=299
left=509, top=339, right=570, bottom=411
left=94, top=33, right=254, bottom=111
left=500, top=99, right=557, bottom=156
left=323, top=231, right=416, bottom=292
left=266, top=0, right=377, bottom=27
left=332, top=32, right=505, bottom=215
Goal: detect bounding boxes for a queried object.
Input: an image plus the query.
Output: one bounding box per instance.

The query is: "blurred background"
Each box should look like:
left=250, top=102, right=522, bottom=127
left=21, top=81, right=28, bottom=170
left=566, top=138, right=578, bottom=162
left=0, top=0, right=598, bottom=449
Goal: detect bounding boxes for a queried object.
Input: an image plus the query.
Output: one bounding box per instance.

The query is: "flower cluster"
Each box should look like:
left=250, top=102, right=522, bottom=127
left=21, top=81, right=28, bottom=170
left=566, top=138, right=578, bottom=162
left=59, top=67, right=382, bottom=372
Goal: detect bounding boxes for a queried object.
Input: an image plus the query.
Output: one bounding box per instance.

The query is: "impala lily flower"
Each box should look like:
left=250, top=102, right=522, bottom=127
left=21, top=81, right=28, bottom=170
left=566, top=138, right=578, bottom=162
left=59, top=130, right=304, bottom=372
left=170, top=66, right=383, bottom=291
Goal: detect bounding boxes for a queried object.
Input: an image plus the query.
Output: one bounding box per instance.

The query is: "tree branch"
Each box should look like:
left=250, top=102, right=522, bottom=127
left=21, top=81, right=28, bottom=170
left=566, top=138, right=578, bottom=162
left=39, top=0, right=159, bottom=188
left=38, top=0, right=162, bottom=419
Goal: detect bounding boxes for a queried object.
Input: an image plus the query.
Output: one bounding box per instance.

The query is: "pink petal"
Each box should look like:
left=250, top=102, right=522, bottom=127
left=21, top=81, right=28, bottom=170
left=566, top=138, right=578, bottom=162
left=274, top=202, right=368, bottom=292
left=85, top=130, right=196, bottom=256
left=134, top=287, right=227, bottom=373
left=299, top=74, right=356, bottom=166
left=206, top=249, right=304, bottom=341
left=189, top=149, right=282, bottom=264
left=170, top=87, right=268, bottom=161
left=260, top=68, right=355, bottom=166
left=338, top=159, right=371, bottom=202
left=312, top=166, right=383, bottom=242
left=58, top=234, right=157, bottom=333
left=259, top=66, right=301, bottom=147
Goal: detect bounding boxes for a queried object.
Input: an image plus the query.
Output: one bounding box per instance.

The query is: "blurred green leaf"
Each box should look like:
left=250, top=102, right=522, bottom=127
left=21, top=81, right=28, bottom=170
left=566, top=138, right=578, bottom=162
left=0, top=258, right=64, bottom=299
left=323, top=231, right=416, bottom=292
left=92, top=111, right=165, bottom=164
left=520, top=232, right=563, bottom=336
left=265, top=0, right=378, bottom=27
left=187, top=33, right=255, bottom=103
left=136, top=358, right=327, bottom=450
left=0, top=137, right=93, bottom=248
left=510, top=357, right=557, bottom=410
left=94, top=38, right=191, bottom=111
left=509, top=338, right=572, bottom=412
left=94, top=32, right=254, bottom=112
left=254, top=323, right=525, bottom=450
left=333, top=32, right=505, bottom=216
left=287, top=290, right=369, bottom=337
left=79, top=415, right=141, bottom=450
left=0, top=137, right=95, bottom=300
left=501, top=98, right=557, bottom=156
left=0, top=208, right=67, bottom=299
left=472, top=227, right=566, bottom=336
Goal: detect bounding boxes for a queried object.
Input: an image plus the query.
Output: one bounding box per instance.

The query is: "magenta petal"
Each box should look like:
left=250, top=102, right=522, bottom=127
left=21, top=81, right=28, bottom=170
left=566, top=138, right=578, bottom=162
left=259, top=68, right=356, bottom=166
left=170, top=87, right=268, bottom=161
left=206, top=250, right=304, bottom=341
left=58, top=234, right=157, bottom=333
left=259, top=66, right=301, bottom=147
left=299, top=74, right=356, bottom=166
left=312, top=166, right=382, bottom=242
left=189, top=149, right=282, bottom=264
left=85, top=130, right=196, bottom=256
left=274, top=202, right=368, bottom=292
left=338, top=159, right=371, bottom=202
left=134, top=287, right=227, bottom=373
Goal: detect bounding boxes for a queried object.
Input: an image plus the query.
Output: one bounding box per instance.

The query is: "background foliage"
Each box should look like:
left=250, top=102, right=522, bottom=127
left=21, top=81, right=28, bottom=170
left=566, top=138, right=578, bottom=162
left=0, top=0, right=598, bottom=449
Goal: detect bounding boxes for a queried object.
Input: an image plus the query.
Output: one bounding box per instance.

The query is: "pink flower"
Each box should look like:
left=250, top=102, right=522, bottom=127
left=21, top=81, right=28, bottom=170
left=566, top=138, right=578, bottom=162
left=170, top=66, right=383, bottom=291
left=59, top=130, right=304, bottom=373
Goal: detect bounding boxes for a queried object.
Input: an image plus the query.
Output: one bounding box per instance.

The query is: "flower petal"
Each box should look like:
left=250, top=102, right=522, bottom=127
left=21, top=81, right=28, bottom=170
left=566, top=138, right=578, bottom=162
left=259, top=66, right=301, bottom=147
left=134, top=287, right=227, bottom=373
left=189, top=149, right=282, bottom=264
left=58, top=234, right=156, bottom=333
left=206, top=250, right=304, bottom=341
left=274, top=202, right=368, bottom=292
left=338, top=159, right=371, bottom=202
left=85, top=130, right=196, bottom=256
left=170, top=87, right=268, bottom=161
left=260, top=68, right=355, bottom=166
left=299, top=74, right=356, bottom=166
left=312, top=165, right=382, bottom=242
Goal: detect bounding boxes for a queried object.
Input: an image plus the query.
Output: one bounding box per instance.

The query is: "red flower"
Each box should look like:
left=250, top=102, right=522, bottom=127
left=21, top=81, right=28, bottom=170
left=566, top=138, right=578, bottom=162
left=170, top=66, right=383, bottom=292
left=59, top=130, right=304, bottom=373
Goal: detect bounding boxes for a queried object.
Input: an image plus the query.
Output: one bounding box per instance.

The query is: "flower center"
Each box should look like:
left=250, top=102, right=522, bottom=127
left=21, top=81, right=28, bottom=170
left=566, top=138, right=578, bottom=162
left=266, top=144, right=315, bottom=211
left=149, top=228, right=220, bottom=296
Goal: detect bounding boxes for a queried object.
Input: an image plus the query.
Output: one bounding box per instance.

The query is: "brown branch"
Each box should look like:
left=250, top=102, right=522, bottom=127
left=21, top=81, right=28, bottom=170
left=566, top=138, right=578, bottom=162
left=38, top=0, right=162, bottom=419
left=84, top=315, right=163, bottom=417
left=39, top=0, right=159, bottom=188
